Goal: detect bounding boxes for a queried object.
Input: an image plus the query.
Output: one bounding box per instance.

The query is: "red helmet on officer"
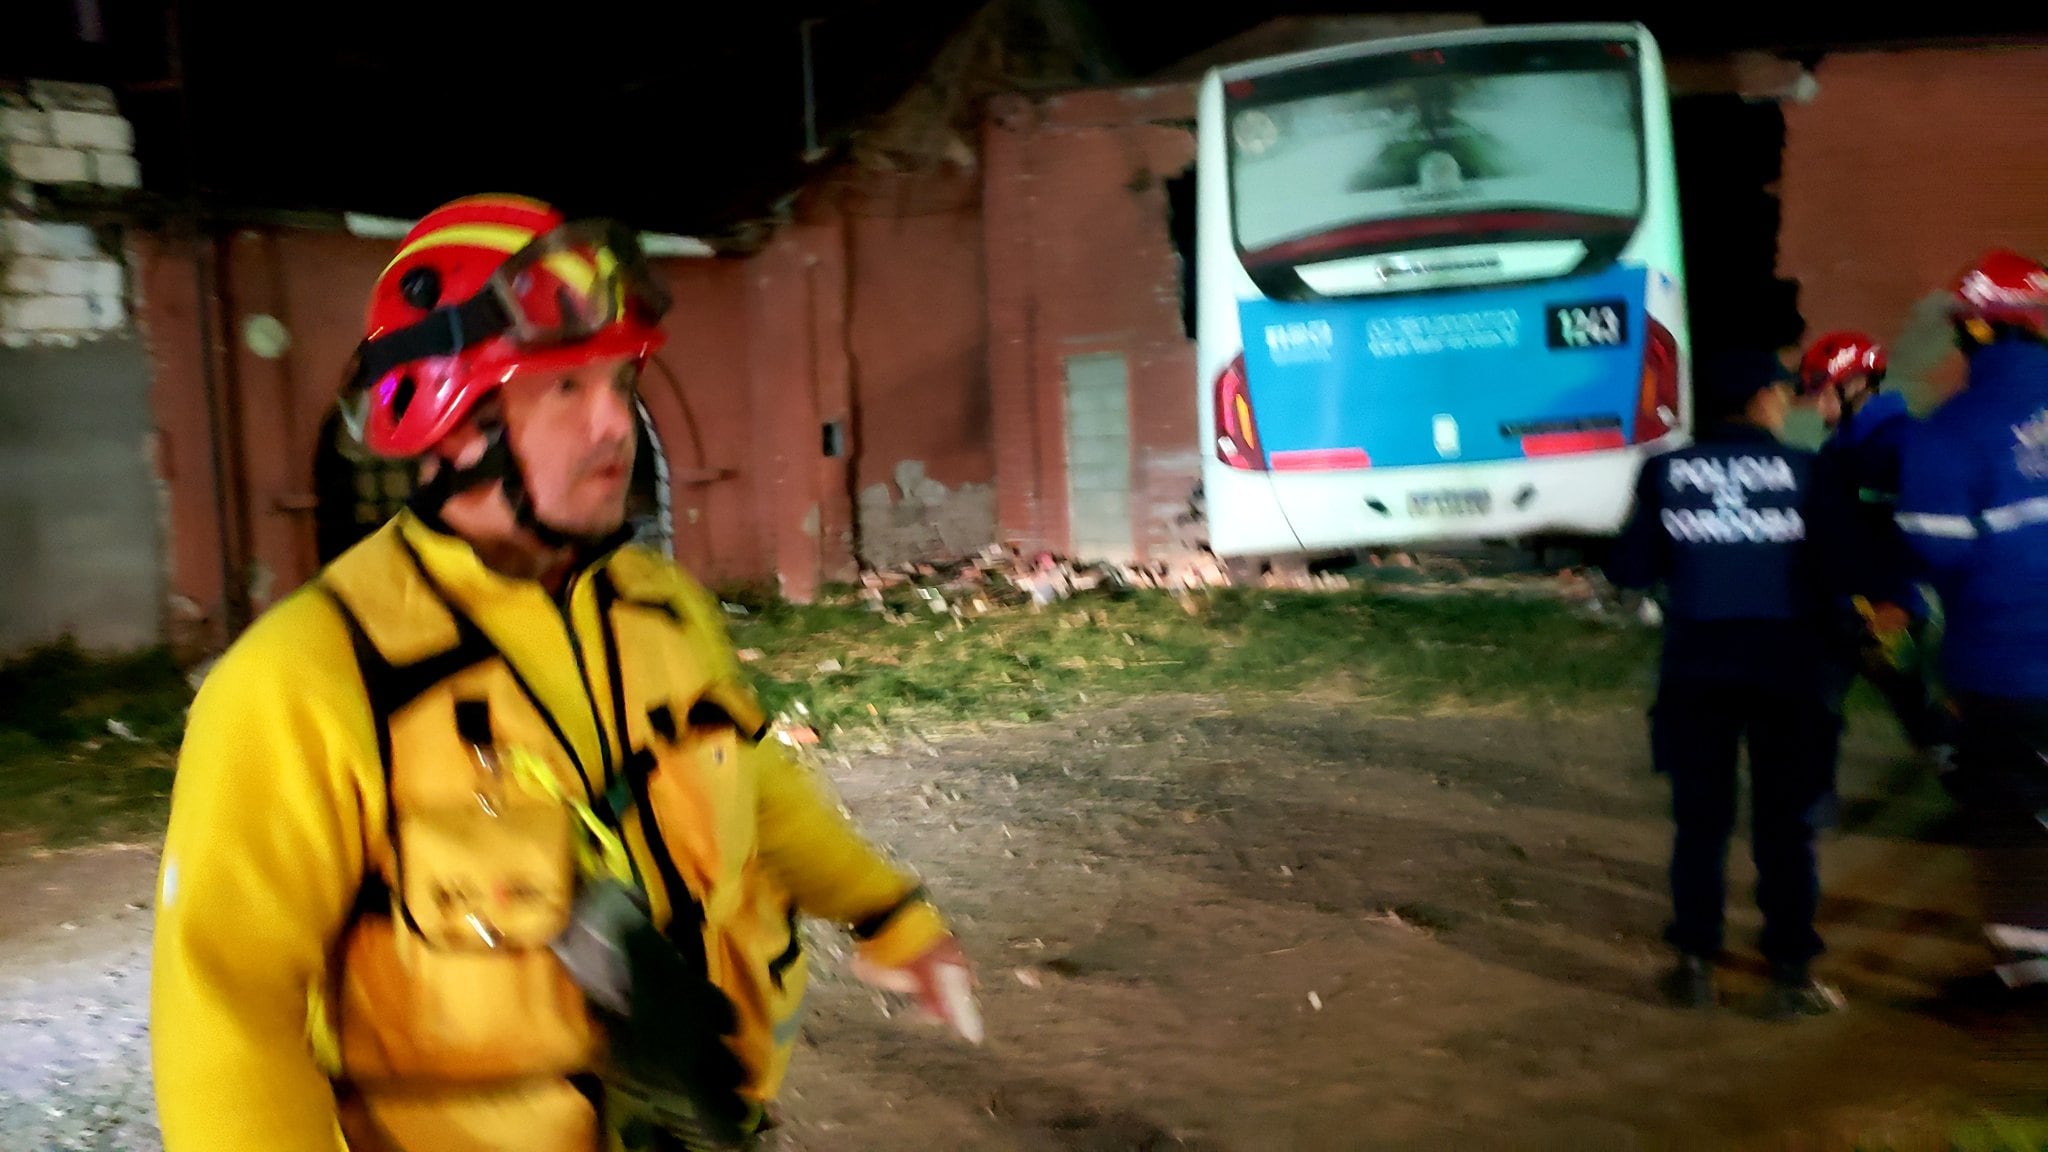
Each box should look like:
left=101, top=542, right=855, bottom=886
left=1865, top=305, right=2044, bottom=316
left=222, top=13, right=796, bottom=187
left=1797, top=330, right=1887, bottom=397
left=342, top=194, right=670, bottom=460
left=1947, top=248, right=2048, bottom=346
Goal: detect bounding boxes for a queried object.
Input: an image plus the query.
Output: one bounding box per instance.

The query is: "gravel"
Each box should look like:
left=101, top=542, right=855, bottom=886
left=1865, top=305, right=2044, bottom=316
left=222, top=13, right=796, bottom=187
left=0, top=938, right=161, bottom=1152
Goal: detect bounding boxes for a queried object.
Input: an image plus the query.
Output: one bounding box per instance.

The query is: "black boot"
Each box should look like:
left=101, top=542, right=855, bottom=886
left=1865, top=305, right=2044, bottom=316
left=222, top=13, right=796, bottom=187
left=1763, top=962, right=1846, bottom=1021
left=1658, top=953, right=1716, bottom=1009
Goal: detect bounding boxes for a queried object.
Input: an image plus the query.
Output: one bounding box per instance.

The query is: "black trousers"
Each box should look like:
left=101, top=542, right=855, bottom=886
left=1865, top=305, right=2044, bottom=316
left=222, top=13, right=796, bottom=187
left=1949, top=693, right=2048, bottom=981
left=1653, top=677, right=1844, bottom=969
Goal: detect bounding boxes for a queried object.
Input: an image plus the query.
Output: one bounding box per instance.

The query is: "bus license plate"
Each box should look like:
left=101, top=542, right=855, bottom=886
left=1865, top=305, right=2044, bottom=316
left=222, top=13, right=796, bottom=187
left=1408, top=489, right=1492, bottom=517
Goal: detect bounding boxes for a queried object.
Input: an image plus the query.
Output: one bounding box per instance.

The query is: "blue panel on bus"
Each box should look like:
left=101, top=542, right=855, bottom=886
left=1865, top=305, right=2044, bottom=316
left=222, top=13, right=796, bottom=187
left=1237, top=263, right=1651, bottom=470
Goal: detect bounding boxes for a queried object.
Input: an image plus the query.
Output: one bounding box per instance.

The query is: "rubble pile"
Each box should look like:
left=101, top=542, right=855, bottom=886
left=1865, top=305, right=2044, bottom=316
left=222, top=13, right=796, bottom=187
left=735, top=546, right=1658, bottom=748
left=818, top=544, right=1640, bottom=621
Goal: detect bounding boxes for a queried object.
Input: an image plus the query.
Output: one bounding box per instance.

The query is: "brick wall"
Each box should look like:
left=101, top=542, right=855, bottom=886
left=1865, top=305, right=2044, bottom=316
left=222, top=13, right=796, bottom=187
left=743, top=221, right=856, bottom=603
left=128, top=87, right=1211, bottom=643
left=983, top=84, right=1198, bottom=562
left=1780, top=46, right=2048, bottom=397
left=836, top=168, right=999, bottom=569
left=138, top=225, right=852, bottom=651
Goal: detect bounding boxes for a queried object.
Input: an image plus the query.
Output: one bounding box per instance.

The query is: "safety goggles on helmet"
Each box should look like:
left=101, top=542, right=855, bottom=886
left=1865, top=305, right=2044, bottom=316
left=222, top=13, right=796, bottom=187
left=490, top=218, right=672, bottom=346
left=344, top=218, right=671, bottom=401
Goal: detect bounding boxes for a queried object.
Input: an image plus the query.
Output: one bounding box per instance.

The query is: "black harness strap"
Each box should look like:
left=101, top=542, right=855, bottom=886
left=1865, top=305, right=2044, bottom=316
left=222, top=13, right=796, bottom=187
left=393, top=531, right=599, bottom=802
left=767, top=908, right=803, bottom=991
left=596, top=572, right=715, bottom=957
left=346, top=291, right=512, bottom=395
left=320, top=581, right=499, bottom=934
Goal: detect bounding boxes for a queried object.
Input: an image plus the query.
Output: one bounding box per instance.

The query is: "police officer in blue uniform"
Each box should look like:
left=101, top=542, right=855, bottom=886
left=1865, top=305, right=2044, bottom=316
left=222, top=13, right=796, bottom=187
left=1895, top=249, right=2048, bottom=1004
left=1605, top=348, right=1854, bottom=1019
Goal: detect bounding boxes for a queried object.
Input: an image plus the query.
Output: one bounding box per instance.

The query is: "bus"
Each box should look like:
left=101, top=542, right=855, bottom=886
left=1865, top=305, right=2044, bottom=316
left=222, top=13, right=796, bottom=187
left=1195, top=22, right=1689, bottom=559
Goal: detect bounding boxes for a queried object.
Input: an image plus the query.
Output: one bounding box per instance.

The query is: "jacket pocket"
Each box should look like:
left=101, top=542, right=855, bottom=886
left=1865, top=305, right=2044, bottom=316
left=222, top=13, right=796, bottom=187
left=337, top=794, right=594, bottom=1085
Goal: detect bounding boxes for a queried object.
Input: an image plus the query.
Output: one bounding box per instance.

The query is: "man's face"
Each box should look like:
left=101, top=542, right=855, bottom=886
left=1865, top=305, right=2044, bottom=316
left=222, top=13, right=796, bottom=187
left=499, top=355, right=640, bottom=538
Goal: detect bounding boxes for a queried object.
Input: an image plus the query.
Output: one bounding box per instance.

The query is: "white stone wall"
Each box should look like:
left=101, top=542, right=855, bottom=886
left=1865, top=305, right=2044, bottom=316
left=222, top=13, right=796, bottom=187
left=1, top=80, right=139, bottom=348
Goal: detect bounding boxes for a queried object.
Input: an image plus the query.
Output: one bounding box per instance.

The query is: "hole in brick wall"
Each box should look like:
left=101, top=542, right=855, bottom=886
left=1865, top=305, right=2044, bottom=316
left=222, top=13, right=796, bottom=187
left=1164, top=164, right=1196, bottom=340
left=1672, top=95, right=1802, bottom=354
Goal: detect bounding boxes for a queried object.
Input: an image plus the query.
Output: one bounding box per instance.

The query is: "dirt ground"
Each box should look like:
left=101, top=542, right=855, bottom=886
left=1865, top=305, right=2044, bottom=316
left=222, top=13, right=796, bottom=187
left=3, top=693, right=2043, bottom=1151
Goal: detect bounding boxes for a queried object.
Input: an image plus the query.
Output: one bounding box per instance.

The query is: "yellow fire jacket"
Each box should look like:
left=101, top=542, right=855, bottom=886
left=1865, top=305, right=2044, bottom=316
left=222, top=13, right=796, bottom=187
left=151, top=512, right=948, bottom=1152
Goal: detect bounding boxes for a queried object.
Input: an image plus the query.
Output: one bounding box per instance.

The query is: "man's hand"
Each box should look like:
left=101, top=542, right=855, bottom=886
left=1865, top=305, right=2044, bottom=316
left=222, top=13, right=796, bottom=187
left=850, top=935, right=982, bottom=1044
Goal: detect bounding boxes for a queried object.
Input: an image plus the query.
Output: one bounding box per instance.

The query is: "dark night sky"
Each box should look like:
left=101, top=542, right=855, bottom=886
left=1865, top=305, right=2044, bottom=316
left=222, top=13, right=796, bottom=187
left=7, top=0, right=2048, bottom=233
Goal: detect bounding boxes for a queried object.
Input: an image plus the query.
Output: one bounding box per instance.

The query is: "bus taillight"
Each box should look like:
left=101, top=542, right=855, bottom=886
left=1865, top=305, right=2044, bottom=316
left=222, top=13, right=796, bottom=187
left=1214, top=353, right=1267, bottom=470
left=1635, top=318, right=1680, bottom=443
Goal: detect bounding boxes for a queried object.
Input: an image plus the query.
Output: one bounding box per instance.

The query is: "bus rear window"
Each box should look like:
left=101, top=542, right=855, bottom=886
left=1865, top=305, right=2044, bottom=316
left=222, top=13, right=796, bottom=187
left=1226, top=39, right=1644, bottom=263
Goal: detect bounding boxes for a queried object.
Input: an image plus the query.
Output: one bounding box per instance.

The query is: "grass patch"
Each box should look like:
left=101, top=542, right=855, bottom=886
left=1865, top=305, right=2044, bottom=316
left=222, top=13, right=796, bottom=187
left=0, top=638, right=190, bottom=850
left=1947, top=1112, right=2048, bottom=1152
left=0, top=581, right=1898, bottom=847
left=729, top=584, right=1662, bottom=740
left=1850, top=1109, right=2048, bottom=1152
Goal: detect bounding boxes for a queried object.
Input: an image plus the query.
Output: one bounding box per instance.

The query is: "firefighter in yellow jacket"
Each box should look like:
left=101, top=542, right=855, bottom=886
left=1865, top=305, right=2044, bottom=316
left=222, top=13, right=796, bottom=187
left=149, top=195, right=976, bottom=1152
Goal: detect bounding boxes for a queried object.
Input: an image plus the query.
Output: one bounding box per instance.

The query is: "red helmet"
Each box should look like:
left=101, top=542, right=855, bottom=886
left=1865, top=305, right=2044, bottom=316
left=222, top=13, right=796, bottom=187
left=1948, top=248, right=2048, bottom=339
left=1797, top=330, right=1887, bottom=396
left=342, top=194, right=671, bottom=458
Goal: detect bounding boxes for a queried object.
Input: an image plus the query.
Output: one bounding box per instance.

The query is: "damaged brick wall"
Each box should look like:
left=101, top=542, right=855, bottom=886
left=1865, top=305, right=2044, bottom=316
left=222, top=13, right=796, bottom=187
left=835, top=167, right=999, bottom=569
left=0, top=79, right=160, bottom=655
left=2, top=80, right=138, bottom=345
left=984, top=84, right=1199, bottom=563
left=856, top=459, right=998, bottom=569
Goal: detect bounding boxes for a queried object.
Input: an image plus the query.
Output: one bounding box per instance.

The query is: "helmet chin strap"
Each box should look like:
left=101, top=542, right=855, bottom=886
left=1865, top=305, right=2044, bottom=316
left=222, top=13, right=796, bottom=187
left=406, top=418, right=626, bottom=557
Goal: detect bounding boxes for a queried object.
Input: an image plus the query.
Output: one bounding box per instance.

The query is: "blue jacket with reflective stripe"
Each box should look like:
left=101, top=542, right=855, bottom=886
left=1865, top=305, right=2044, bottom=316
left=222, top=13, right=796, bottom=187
left=1895, top=338, right=2048, bottom=698
left=1820, top=390, right=1923, bottom=612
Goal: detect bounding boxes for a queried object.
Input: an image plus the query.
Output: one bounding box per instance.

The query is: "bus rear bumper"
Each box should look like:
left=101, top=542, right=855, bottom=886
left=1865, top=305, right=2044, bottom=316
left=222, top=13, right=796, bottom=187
left=1203, top=440, right=1677, bottom=557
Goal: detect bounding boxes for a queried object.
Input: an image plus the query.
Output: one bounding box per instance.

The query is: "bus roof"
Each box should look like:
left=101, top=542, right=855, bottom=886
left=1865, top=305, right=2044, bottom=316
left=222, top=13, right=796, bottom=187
left=1208, top=21, right=1654, bottom=84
